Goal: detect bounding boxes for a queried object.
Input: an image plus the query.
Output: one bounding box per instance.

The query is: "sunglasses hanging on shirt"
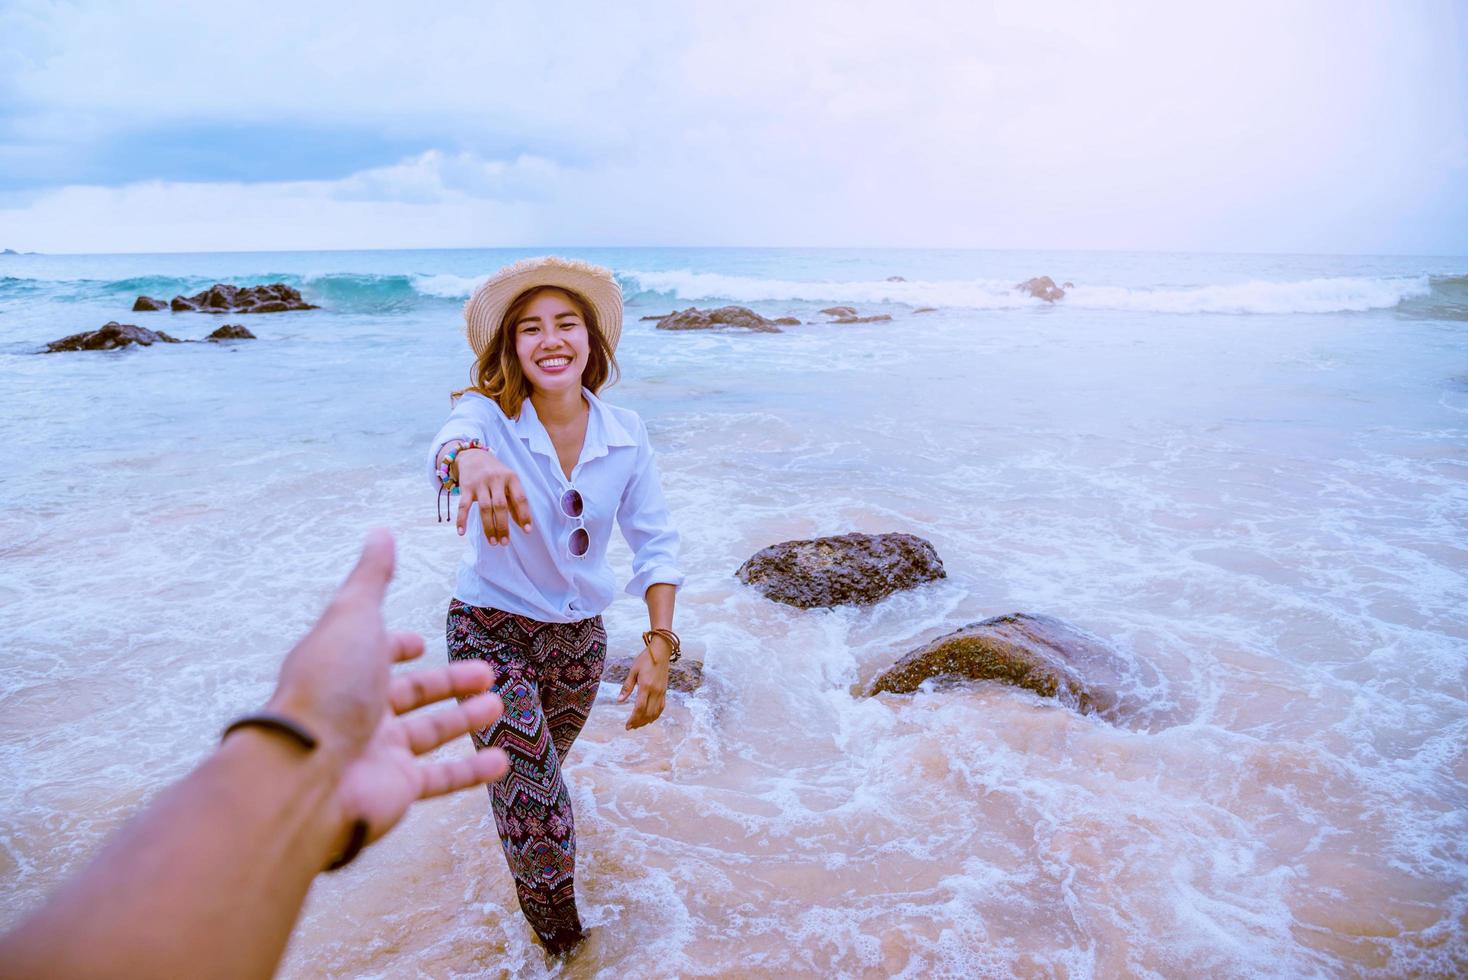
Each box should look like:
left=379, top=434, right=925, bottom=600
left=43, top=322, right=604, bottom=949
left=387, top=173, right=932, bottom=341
left=561, top=488, right=589, bottom=559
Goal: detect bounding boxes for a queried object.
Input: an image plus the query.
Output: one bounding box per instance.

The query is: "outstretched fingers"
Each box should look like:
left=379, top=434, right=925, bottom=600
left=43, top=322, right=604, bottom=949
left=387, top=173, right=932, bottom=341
left=398, top=689, right=503, bottom=755
left=507, top=474, right=533, bottom=533
left=417, top=747, right=510, bottom=801
left=487, top=483, right=510, bottom=545
left=389, top=630, right=425, bottom=663
left=335, top=528, right=396, bottom=608
left=389, top=661, right=494, bottom=714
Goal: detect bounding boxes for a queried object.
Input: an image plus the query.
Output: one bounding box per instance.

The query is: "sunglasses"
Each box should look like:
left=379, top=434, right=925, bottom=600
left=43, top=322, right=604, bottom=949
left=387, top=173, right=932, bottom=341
left=560, top=488, right=589, bottom=559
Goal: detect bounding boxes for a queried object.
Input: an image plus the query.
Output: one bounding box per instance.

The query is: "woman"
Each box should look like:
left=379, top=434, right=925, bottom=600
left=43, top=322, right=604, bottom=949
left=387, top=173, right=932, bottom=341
left=428, top=257, right=683, bottom=955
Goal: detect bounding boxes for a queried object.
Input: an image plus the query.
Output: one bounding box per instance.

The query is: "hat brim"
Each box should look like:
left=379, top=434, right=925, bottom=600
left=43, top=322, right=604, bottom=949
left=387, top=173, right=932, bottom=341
left=464, top=257, right=623, bottom=359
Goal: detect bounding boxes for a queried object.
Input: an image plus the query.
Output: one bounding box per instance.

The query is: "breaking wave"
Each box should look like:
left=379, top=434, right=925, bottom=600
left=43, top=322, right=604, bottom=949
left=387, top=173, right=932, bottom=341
left=621, top=269, right=1446, bottom=315
left=2, top=268, right=1461, bottom=318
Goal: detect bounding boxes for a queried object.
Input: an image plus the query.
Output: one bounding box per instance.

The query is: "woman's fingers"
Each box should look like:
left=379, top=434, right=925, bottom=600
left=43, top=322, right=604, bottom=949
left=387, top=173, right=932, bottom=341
left=389, top=661, right=495, bottom=714
left=626, top=680, right=653, bottom=729
left=506, top=474, right=533, bottom=533
left=455, top=485, right=476, bottom=537
left=488, top=482, right=511, bottom=545
left=478, top=483, right=503, bottom=545
left=398, top=690, right=503, bottom=754
left=417, top=747, right=510, bottom=801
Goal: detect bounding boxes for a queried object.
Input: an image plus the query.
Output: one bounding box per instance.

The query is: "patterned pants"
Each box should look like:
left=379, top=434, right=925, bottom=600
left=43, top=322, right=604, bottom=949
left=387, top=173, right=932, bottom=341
left=446, top=599, right=607, bottom=954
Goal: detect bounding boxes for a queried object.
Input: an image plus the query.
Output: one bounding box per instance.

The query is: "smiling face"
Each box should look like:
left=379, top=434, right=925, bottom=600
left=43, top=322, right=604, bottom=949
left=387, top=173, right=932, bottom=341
left=512, top=287, right=592, bottom=396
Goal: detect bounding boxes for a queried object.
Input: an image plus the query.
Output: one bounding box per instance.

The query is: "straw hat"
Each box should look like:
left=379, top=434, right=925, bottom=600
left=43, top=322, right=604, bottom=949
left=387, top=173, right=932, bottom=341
left=463, top=256, right=623, bottom=357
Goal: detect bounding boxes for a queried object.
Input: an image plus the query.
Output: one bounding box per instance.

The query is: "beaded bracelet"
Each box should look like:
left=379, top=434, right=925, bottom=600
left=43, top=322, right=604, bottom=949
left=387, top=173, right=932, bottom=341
left=436, top=440, right=487, bottom=523
left=642, top=628, right=682, bottom=664
left=436, top=439, right=487, bottom=492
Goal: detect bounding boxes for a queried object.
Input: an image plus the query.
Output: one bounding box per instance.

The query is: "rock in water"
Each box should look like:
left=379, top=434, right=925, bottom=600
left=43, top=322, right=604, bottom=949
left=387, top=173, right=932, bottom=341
left=832, top=314, right=893, bottom=324
left=913, top=307, right=938, bottom=314
left=168, top=282, right=318, bottom=313
left=736, top=532, right=946, bottom=608
left=602, top=656, right=705, bottom=693
left=819, top=306, right=858, bottom=317
left=656, top=306, right=783, bottom=332
left=1015, top=276, right=1066, bottom=302
left=45, top=321, right=182, bottom=352
left=132, top=295, right=168, bottom=311
left=772, top=316, right=802, bottom=325
left=206, top=324, right=255, bottom=341
left=865, top=613, right=1132, bottom=718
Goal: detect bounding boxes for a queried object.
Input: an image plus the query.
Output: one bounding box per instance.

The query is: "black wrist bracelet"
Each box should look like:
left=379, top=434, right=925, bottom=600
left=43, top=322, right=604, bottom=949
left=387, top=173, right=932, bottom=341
left=221, top=712, right=320, bottom=752
left=326, top=818, right=369, bottom=871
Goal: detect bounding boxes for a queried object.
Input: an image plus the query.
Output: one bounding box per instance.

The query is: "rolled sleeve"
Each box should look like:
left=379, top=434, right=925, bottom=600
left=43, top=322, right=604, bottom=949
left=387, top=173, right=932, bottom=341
left=427, top=393, right=491, bottom=490
left=617, top=421, right=685, bottom=598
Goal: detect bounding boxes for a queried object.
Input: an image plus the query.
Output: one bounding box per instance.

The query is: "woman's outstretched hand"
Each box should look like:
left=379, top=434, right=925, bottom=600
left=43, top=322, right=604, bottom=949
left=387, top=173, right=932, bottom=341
left=454, top=448, right=533, bottom=545
left=617, top=640, right=671, bottom=730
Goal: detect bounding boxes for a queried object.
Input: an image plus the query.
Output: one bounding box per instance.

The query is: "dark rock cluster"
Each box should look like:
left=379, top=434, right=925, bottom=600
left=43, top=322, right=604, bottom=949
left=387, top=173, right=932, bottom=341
left=134, top=283, right=317, bottom=314
left=864, top=613, right=1127, bottom=719
left=735, top=532, right=946, bottom=608
left=601, top=656, right=705, bottom=694
left=655, top=306, right=783, bottom=332
left=46, top=321, right=181, bottom=351
left=44, top=321, right=256, bottom=352
left=733, top=532, right=1151, bottom=721
left=1015, top=276, right=1067, bottom=302
left=817, top=305, right=892, bottom=324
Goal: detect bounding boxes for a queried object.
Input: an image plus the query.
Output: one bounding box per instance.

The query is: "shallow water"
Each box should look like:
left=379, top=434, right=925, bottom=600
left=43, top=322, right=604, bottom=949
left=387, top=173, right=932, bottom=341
left=2, top=247, right=1466, bottom=977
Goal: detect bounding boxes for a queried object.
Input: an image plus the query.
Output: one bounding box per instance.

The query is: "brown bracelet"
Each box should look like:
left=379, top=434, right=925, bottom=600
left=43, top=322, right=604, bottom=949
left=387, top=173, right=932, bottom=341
left=221, top=712, right=319, bottom=752
left=642, top=628, right=682, bottom=664
left=221, top=713, right=366, bottom=872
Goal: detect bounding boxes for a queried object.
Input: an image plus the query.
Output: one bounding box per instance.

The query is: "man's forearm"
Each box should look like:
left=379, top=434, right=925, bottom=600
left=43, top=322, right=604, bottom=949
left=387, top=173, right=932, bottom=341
left=1, top=731, right=346, bottom=979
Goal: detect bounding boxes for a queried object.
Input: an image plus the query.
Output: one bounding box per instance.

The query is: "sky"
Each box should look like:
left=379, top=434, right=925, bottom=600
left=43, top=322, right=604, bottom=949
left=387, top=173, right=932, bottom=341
left=1, top=0, right=1465, bottom=255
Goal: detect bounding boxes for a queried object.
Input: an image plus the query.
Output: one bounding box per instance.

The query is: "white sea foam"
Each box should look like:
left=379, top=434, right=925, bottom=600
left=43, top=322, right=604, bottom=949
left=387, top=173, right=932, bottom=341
left=623, top=268, right=1433, bottom=315
left=5, top=248, right=1466, bottom=976
left=409, top=272, right=488, bottom=298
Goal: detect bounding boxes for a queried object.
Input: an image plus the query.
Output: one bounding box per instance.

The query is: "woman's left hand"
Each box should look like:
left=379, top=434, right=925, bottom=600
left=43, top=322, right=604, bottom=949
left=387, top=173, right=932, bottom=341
left=617, top=640, right=671, bottom=730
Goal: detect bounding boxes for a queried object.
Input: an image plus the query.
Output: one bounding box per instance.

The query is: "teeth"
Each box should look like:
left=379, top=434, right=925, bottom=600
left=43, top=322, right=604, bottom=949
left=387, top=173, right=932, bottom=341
left=538, top=357, right=570, bottom=368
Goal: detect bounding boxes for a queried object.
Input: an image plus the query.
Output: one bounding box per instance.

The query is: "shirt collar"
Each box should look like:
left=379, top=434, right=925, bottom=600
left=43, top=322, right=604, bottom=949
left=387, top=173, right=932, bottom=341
left=513, top=388, right=636, bottom=472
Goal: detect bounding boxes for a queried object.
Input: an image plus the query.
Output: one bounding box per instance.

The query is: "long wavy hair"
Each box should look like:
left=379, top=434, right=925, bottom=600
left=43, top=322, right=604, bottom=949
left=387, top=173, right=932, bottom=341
left=464, top=285, right=619, bottom=418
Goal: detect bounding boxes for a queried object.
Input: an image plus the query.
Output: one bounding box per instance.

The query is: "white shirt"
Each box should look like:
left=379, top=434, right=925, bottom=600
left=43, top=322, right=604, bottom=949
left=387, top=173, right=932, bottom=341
left=429, top=387, right=684, bottom=623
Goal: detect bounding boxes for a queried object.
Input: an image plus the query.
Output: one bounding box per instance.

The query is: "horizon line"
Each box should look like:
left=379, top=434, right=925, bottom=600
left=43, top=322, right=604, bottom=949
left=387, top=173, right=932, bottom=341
left=6, top=244, right=1468, bottom=262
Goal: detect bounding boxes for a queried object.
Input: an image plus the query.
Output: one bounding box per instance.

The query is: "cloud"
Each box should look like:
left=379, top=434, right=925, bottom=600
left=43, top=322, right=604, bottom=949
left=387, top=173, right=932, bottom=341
left=327, top=150, right=567, bottom=204
left=1, top=0, right=1464, bottom=253
left=0, top=167, right=544, bottom=253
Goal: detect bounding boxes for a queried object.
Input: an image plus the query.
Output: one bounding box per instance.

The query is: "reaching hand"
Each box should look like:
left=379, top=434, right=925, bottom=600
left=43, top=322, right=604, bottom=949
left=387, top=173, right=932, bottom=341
left=265, top=528, right=510, bottom=848
left=332, top=661, right=509, bottom=848
left=454, top=448, right=533, bottom=545
left=617, top=642, right=670, bottom=730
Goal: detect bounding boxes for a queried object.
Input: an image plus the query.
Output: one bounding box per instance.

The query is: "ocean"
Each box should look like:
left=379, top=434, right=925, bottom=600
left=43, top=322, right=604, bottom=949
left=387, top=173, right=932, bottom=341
left=1, top=247, right=1465, bottom=977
